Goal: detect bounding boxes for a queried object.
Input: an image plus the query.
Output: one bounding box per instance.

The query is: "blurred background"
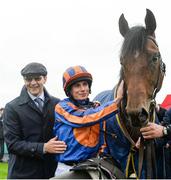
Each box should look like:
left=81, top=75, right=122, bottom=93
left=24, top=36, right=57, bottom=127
left=0, top=0, right=171, bottom=107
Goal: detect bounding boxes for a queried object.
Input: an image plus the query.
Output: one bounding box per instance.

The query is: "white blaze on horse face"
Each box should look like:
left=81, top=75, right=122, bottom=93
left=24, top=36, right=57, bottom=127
left=134, top=51, right=140, bottom=59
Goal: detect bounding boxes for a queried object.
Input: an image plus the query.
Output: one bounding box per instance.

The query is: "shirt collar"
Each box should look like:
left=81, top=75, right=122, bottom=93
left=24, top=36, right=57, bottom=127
left=27, top=91, right=45, bottom=102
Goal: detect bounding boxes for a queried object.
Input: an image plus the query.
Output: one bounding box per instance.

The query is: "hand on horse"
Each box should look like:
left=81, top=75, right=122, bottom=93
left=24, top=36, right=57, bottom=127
left=92, top=100, right=101, bottom=108
left=140, top=122, right=164, bottom=139
left=114, top=80, right=124, bottom=105
left=44, top=136, right=67, bottom=154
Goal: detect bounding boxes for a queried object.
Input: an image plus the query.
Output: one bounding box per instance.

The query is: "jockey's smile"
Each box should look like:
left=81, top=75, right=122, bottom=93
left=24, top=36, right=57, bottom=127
left=70, top=81, right=89, bottom=100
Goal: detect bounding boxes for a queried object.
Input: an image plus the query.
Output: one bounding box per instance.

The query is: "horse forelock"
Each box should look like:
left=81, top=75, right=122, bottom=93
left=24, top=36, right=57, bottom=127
left=120, top=26, right=147, bottom=62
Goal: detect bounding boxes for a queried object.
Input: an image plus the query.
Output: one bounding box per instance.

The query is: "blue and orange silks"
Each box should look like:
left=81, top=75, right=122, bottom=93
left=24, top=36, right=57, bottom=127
left=53, top=98, right=118, bottom=163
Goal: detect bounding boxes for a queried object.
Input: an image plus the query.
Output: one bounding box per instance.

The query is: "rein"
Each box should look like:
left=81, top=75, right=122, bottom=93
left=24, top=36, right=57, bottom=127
left=138, top=98, right=156, bottom=179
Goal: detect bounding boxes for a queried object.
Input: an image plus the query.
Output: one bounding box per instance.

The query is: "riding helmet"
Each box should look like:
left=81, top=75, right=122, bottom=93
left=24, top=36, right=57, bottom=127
left=63, top=65, right=93, bottom=96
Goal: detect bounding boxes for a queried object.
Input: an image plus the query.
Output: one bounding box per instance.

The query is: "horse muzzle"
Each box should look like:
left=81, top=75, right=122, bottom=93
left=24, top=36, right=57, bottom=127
left=127, top=107, right=149, bottom=127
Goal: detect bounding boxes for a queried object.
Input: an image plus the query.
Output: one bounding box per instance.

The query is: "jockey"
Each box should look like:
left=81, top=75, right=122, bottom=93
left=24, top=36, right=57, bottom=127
left=53, top=65, right=124, bottom=175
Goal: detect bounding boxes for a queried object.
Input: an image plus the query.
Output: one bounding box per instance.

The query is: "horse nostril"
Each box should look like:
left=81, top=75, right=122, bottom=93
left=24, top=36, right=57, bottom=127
left=138, top=108, right=148, bottom=127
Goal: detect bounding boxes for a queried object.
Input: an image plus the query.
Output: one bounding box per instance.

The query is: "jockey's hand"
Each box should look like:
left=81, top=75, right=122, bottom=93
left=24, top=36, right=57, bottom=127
left=140, top=122, right=164, bottom=139
left=93, top=101, right=101, bottom=108
left=114, top=80, right=124, bottom=104
left=44, top=136, right=67, bottom=154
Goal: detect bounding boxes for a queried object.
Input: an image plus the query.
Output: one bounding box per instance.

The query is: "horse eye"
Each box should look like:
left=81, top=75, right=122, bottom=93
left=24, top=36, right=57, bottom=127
left=152, top=56, right=158, bottom=62
left=152, top=53, right=161, bottom=62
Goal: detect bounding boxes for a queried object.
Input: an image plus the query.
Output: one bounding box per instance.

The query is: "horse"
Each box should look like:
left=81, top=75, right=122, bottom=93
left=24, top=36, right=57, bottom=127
left=52, top=9, right=166, bottom=179
left=93, top=8, right=166, bottom=179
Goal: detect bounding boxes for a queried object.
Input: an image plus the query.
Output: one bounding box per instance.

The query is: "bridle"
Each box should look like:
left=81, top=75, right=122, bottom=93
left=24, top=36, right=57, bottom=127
left=148, top=36, right=166, bottom=100
left=102, top=35, right=166, bottom=179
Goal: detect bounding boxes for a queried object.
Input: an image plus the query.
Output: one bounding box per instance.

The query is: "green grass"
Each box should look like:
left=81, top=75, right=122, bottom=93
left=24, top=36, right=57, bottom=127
left=0, top=162, right=8, bottom=179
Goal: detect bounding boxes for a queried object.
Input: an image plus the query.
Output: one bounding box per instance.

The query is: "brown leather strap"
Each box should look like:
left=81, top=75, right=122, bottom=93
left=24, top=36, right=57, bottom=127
left=138, top=137, right=144, bottom=178
left=146, top=141, right=152, bottom=178
left=151, top=141, right=157, bottom=178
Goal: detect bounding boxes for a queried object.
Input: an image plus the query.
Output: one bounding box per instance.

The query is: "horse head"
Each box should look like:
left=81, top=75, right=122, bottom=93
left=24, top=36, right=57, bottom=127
left=118, top=9, right=165, bottom=127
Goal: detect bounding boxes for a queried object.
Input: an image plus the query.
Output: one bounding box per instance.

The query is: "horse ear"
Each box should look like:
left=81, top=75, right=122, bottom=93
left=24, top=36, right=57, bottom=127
left=145, top=9, right=156, bottom=36
left=119, top=14, right=129, bottom=37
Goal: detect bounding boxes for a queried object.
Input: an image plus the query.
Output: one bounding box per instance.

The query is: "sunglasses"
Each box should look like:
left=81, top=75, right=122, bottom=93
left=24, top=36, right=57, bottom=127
left=24, top=76, right=42, bottom=82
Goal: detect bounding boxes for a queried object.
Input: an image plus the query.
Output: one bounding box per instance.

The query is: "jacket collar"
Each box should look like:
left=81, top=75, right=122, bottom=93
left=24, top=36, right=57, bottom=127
left=69, top=97, right=96, bottom=109
left=70, top=97, right=89, bottom=106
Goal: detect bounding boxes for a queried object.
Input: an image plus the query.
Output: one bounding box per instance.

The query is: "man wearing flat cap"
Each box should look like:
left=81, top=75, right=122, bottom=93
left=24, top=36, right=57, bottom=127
left=3, top=62, right=67, bottom=179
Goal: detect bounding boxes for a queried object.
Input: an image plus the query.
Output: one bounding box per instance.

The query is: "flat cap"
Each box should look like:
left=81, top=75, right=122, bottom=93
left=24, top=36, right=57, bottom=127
left=21, top=62, right=47, bottom=76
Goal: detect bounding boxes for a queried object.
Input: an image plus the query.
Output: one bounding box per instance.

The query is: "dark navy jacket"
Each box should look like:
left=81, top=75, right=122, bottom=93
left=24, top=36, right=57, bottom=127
left=3, top=86, right=59, bottom=179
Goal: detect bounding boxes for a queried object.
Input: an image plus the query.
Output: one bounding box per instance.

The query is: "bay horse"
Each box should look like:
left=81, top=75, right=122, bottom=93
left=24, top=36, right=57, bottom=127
left=53, top=9, right=166, bottom=179
left=94, top=8, right=166, bottom=179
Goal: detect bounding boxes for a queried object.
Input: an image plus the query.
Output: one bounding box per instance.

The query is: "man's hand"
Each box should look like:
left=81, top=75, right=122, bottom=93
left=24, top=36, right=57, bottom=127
left=44, top=136, right=67, bottom=154
left=140, top=122, right=164, bottom=139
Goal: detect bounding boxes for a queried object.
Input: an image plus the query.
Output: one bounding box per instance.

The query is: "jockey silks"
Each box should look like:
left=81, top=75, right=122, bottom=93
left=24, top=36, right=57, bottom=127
left=53, top=98, right=118, bottom=163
